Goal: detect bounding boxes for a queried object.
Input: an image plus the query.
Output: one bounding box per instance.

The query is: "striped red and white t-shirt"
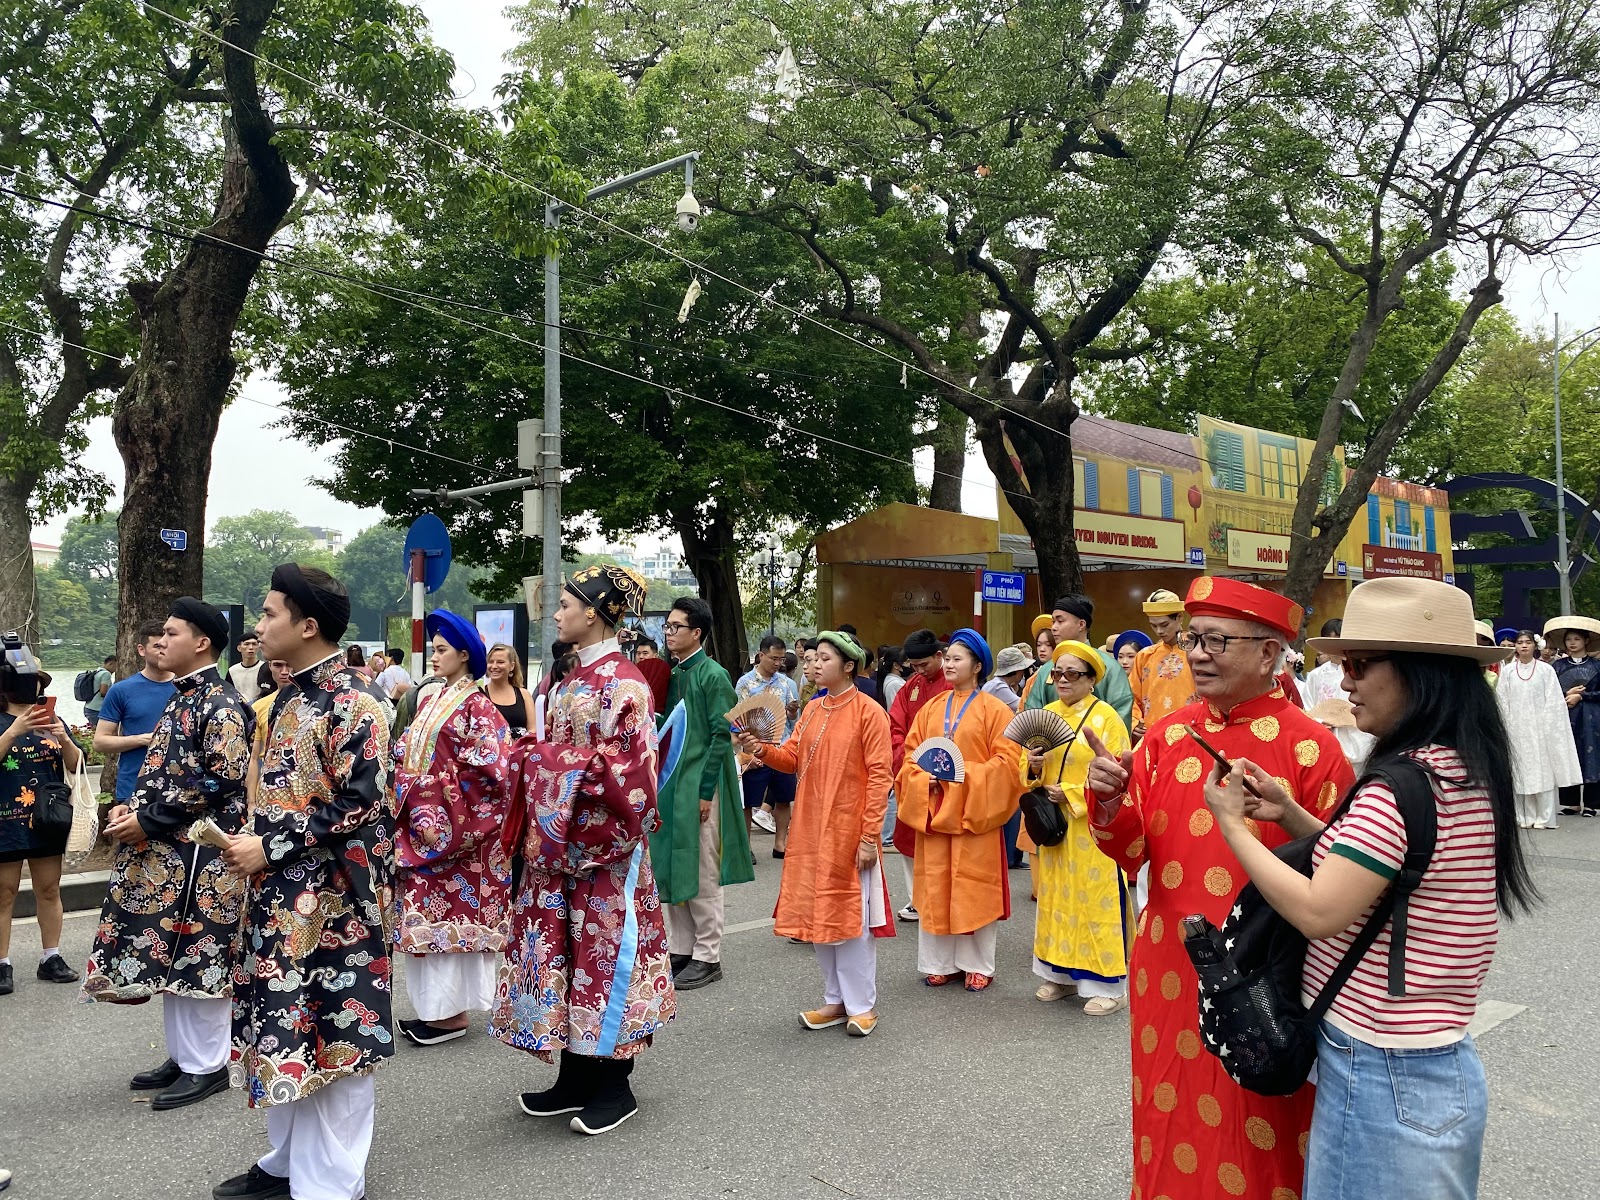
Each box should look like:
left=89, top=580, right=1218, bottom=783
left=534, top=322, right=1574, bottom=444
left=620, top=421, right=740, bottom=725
left=1300, top=745, right=1498, bottom=1048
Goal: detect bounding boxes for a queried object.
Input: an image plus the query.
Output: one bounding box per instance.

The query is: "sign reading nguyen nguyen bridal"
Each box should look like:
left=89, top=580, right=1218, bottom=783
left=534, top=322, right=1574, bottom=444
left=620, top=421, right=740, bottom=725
left=1073, top=509, right=1187, bottom=565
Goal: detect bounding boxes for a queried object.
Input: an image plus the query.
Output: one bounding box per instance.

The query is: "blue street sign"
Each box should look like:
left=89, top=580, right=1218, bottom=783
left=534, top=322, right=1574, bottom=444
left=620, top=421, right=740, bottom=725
left=1188, top=547, right=1205, bottom=567
left=1444, top=572, right=1456, bottom=586
left=159, top=528, right=187, bottom=551
left=1336, top=560, right=1348, bottom=578
left=403, top=513, right=453, bottom=593
left=981, top=570, right=1025, bottom=605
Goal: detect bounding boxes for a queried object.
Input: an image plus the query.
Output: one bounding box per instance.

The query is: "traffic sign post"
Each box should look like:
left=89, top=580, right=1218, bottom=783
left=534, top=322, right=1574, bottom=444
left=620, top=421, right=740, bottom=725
left=980, top=571, right=1026, bottom=605
left=403, top=515, right=453, bottom=678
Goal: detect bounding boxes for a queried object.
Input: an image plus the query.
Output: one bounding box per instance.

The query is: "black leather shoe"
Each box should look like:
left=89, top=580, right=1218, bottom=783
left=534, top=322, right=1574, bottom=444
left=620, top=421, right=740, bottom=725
left=36, top=954, right=78, bottom=983
left=130, top=1058, right=183, bottom=1091
left=674, top=959, right=722, bottom=990
left=669, top=953, right=691, bottom=976
left=212, top=1165, right=291, bottom=1199
left=151, top=1067, right=230, bottom=1111
left=0, top=963, right=12, bottom=996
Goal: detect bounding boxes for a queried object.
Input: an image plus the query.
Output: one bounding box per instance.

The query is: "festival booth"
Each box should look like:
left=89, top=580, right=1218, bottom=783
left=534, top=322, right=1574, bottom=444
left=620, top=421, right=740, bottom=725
left=815, top=414, right=1456, bottom=652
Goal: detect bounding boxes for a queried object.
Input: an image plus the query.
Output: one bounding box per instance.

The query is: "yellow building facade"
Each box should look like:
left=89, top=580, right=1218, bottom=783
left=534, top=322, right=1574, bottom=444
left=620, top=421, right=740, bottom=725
left=816, top=413, right=1455, bottom=655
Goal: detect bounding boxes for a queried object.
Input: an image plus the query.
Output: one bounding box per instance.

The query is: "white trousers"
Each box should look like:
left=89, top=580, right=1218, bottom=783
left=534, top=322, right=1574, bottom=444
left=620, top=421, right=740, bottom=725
left=1514, top=790, right=1559, bottom=828
left=405, top=951, right=497, bottom=1021
left=917, top=923, right=999, bottom=976
left=815, top=869, right=878, bottom=1016
left=258, top=1073, right=375, bottom=1200
left=163, top=994, right=231, bottom=1075
left=666, top=802, right=724, bottom=962
left=901, top=857, right=916, bottom=904
left=1031, top=957, right=1127, bottom=999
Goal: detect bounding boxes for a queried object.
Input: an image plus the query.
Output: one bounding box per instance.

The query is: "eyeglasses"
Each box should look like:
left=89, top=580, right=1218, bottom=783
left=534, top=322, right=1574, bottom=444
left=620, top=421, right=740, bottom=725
left=1055, top=668, right=1093, bottom=682
left=1177, top=632, right=1271, bottom=656
left=662, top=622, right=690, bottom=634
left=1340, top=653, right=1391, bottom=680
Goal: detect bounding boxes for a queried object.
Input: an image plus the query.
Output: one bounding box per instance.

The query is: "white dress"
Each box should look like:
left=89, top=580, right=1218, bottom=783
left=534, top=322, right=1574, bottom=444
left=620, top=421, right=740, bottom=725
left=1496, top=656, right=1583, bottom=826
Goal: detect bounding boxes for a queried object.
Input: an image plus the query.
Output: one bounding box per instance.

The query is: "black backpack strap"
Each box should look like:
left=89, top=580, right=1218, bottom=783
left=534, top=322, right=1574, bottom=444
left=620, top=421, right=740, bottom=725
left=1304, top=757, right=1439, bottom=1018
left=1376, top=758, right=1438, bottom=997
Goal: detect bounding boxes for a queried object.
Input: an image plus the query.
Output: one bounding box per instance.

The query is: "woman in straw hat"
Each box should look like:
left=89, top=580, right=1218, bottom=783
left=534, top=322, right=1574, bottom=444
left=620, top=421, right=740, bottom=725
left=1499, top=629, right=1583, bottom=829
left=1546, top=615, right=1600, bottom=817
left=1203, top=577, right=1536, bottom=1200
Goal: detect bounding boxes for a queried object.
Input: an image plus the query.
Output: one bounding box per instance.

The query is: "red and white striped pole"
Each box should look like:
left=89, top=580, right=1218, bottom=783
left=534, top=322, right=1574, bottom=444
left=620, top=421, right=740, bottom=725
left=410, top=549, right=426, bottom=679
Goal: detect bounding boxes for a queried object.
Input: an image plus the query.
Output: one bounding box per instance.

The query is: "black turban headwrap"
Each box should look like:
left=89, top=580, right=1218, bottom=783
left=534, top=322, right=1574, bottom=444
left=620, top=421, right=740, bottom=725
left=169, top=596, right=228, bottom=651
left=270, top=563, right=351, bottom=644
left=1051, top=593, right=1095, bottom=625
left=564, top=563, right=648, bottom=628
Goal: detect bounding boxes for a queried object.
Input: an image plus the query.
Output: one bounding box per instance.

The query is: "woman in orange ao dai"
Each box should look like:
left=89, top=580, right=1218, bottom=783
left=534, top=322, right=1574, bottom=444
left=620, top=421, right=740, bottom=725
left=740, top=631, right=894, bottom=1036
left=896, top=627, right=1026, bottom=991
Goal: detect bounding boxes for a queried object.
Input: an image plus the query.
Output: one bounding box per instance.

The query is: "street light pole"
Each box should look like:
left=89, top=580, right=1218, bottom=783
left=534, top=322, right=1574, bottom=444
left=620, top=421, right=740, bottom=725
left=539, top=152, right=701, bottom=668
left=1552, top=315, right=1600, bottom=617
left=1554, top=313, right=1572, bottom=614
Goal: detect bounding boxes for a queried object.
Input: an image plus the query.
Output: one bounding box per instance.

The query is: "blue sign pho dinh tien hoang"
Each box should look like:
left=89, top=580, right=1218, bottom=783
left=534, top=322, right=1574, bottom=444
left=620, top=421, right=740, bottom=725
left=1442, top=472, right=1600, bottom=629
left=981, top=570, right=1026, bottom=605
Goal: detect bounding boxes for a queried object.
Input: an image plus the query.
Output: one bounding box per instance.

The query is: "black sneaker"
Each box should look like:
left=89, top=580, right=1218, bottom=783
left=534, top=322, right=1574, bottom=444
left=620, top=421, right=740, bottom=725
left=400, top=1019, right=467, bottom=1046
left=212, top=1165, right=291, bottom=1199
left=673, top=959, right=722, bottom=990
left=570, top=1088, right=638, bottom=1135
left=36, top=954, right=78, bottom=983
left=518, top=1086, right=586, bottom=1117
left=0, top=963, right=12, bottom=996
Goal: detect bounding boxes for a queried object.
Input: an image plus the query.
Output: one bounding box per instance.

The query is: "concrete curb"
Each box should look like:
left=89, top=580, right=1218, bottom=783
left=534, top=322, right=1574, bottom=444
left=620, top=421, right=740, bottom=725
left=16, top=870, right=110, bottom=919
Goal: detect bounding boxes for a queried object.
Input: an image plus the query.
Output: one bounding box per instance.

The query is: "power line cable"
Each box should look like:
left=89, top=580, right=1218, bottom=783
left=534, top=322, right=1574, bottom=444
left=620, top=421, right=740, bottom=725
left=0, top=183, right=989, bottom=500
left=137, top=0, right=1077, bottom=445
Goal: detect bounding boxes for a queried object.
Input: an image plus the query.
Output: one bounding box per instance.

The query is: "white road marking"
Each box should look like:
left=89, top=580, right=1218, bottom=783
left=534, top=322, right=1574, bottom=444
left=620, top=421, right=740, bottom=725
left=1468, top=999, right=1527, bottom=1038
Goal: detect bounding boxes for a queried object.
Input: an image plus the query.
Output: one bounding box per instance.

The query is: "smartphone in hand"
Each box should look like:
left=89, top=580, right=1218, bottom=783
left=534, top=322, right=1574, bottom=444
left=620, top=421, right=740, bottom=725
left=1181, top=724, right=1262, bottom=798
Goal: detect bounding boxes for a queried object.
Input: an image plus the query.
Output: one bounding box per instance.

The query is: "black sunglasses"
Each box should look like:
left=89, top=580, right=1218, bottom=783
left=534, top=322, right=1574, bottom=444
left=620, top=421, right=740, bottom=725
left=1340, top=653, right=1391, bottom=680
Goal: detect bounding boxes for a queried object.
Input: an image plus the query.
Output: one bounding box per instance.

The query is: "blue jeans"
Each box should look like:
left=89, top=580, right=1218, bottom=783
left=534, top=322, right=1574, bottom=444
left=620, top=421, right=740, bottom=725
left=1305, top=1020, right=1487, bottom=1200
left=882, top=789, right=897, bottom=844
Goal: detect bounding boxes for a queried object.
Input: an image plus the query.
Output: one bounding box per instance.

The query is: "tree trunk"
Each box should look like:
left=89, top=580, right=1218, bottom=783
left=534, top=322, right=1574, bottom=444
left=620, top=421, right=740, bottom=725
left=972, top=408, right=1083, bottom=605
left=110, top=0, right=295, bottom=657
left=927, top=401, right=968, bottom=512
left=676, top=506, right=749, bottom=679
left=0, top=481, right=40, bottom=645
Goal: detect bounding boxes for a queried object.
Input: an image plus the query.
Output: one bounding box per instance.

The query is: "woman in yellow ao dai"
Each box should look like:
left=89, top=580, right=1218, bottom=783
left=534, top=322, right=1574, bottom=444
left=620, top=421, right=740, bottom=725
left=1020, top=639, right=1135, bottom=1015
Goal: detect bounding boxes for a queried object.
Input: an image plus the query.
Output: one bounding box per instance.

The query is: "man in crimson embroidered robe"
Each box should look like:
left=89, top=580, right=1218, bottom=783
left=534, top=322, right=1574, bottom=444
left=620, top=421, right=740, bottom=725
left=1084, top=577, right=1354, bottom=1200
left=886, top=629, right=951, bottom=920
left=491, top=564, right=675, bottom=1137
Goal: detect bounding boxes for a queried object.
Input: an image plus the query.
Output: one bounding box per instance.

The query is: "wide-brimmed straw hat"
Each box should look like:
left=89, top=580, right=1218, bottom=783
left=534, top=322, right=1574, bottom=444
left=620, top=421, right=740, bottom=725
left=1306, top=577, right=1510, bottom=665
left=1544, top=615, right=1600, bottom=641
left=1307, top=697, right=1357, bottom=728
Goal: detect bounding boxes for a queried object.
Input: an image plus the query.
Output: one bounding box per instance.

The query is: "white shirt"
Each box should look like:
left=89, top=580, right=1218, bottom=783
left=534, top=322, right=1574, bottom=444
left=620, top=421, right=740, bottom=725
left=374, top=664, right=412, bottom=698
left=228, top=660, right=263, bottom=703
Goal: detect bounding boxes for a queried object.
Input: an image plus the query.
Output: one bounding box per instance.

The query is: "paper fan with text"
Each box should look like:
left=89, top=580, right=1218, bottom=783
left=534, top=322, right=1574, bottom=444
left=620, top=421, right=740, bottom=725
left=726, top=690, right=786, bottom=742
left=914, top=737, right=967, bottom=783
left=1003, top=709, right=1075, bottom=755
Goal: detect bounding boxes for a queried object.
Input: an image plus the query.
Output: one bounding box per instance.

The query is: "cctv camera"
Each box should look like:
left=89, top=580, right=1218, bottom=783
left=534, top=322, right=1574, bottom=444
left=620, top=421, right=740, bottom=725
left=676, top=188, right=701, bottom=233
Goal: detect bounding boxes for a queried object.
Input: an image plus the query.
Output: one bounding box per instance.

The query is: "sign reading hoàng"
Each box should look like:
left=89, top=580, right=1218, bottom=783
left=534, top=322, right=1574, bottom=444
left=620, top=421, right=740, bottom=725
left=1226, top=529, right=1337, bottom=576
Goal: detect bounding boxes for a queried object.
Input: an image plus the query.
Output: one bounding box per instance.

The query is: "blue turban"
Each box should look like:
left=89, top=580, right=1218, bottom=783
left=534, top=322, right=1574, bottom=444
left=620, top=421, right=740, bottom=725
left=946, top=627, right=993, bottom=683
left=424, top=608, right=487, bottom=679
left=1113, top=629, right=1153, bottom=657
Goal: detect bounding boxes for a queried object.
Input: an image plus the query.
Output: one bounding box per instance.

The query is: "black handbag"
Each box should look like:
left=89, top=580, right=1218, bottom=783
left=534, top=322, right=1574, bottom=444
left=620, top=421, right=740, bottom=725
left=1182, top=758, right=1437, bottom=1096
left=1019, top=699, right=1102, bottom=848
left=30, top=777, right=74, bottom=837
